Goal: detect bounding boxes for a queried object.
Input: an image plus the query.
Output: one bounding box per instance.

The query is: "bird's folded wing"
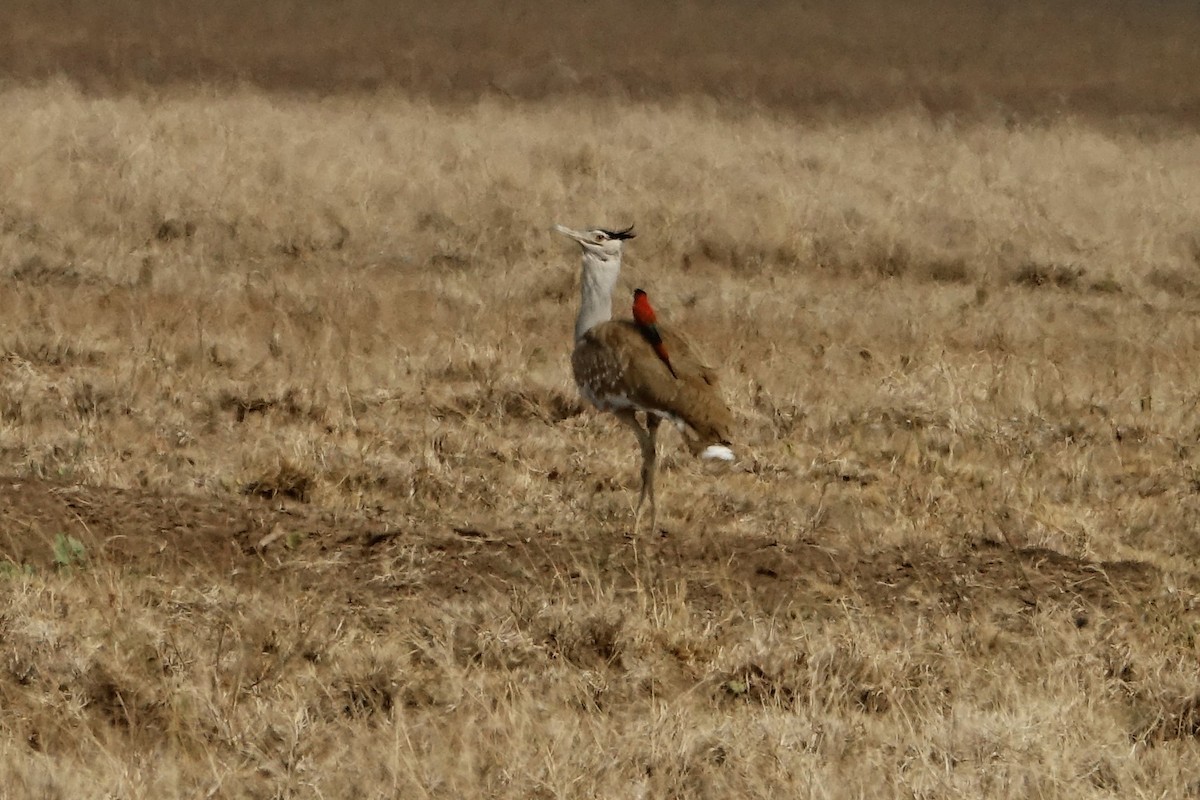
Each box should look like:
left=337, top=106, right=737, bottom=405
left=573, top=321, right=732, bottom=447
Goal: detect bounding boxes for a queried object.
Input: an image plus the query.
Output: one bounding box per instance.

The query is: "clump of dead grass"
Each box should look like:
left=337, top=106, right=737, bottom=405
left=1, top=551, right=1193, bottom=798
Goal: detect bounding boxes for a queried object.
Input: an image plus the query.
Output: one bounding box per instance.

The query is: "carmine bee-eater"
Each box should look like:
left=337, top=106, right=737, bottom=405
left=632, top=288, right=678, bottom=379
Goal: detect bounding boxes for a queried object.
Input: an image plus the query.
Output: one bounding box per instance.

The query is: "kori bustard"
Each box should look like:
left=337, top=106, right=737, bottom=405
left=554, top=223, right=734, bottom=534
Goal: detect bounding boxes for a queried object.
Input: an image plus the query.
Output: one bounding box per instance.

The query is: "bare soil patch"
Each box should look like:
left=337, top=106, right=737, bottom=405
left=0, top=477, right=1159, bottom=621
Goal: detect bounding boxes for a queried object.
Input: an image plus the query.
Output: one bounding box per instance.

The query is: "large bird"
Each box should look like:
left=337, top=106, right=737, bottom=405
left=554, top=223, right=734, bottom=534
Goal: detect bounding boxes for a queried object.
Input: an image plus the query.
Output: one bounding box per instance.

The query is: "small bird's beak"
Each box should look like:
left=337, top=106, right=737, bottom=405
left=553, top=224, right=587, bottom=244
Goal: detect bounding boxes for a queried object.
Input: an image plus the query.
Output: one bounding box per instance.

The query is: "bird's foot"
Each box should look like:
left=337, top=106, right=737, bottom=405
left=631, top=507, right=645, bottom=538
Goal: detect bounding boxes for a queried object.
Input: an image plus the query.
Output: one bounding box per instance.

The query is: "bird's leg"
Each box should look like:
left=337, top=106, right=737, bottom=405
left=640, top=415, right=662, bottom=534
left=615, top=410, right=657, bottom=535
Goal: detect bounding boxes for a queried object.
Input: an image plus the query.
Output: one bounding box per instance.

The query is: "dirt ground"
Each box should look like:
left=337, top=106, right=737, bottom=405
left=0, top=476, right=1160, bottom=624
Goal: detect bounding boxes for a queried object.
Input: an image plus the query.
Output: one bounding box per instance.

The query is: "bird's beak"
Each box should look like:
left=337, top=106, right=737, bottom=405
left=553, top=224, right=588, bottom=244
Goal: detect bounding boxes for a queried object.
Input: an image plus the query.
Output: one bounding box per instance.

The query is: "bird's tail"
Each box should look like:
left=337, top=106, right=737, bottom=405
left=700, top=444, right=735, bottom=461
left=653, top=344, right=679, bottom=378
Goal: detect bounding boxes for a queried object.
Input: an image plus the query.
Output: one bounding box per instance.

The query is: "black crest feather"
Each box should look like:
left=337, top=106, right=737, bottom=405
left=601, top=224, right=636, bottom=240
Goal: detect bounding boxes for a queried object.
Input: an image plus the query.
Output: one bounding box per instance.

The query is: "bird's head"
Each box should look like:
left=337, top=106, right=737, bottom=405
left=553, top=224, right=635, bottom=262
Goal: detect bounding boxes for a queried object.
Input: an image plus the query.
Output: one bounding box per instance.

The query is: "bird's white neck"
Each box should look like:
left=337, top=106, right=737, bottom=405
left=574, top=249, right=622, bottom=341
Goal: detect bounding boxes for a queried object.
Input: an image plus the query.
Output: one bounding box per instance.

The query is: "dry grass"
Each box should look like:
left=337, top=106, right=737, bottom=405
left=3, top=2, right=1200, bottom=796
left=4, top=0, right=1200, bottom=125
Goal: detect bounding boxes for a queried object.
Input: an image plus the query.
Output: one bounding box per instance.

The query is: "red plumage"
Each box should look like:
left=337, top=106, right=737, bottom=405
left=632, top=289, right=658, bottom=327
left=632, top=289, right=678, bottom=379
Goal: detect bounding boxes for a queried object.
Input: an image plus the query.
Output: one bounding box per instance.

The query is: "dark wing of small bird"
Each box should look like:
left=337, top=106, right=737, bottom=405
left=631, top=290, right=678, bottom=378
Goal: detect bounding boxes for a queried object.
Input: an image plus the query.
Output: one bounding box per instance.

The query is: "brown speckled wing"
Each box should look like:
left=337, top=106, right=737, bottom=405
left=572, top=321, right=733, bottom=453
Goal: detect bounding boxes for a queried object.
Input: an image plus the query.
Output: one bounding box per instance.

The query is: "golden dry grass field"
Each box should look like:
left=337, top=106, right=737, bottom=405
left=4, top=1, right=1200, bottom=797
